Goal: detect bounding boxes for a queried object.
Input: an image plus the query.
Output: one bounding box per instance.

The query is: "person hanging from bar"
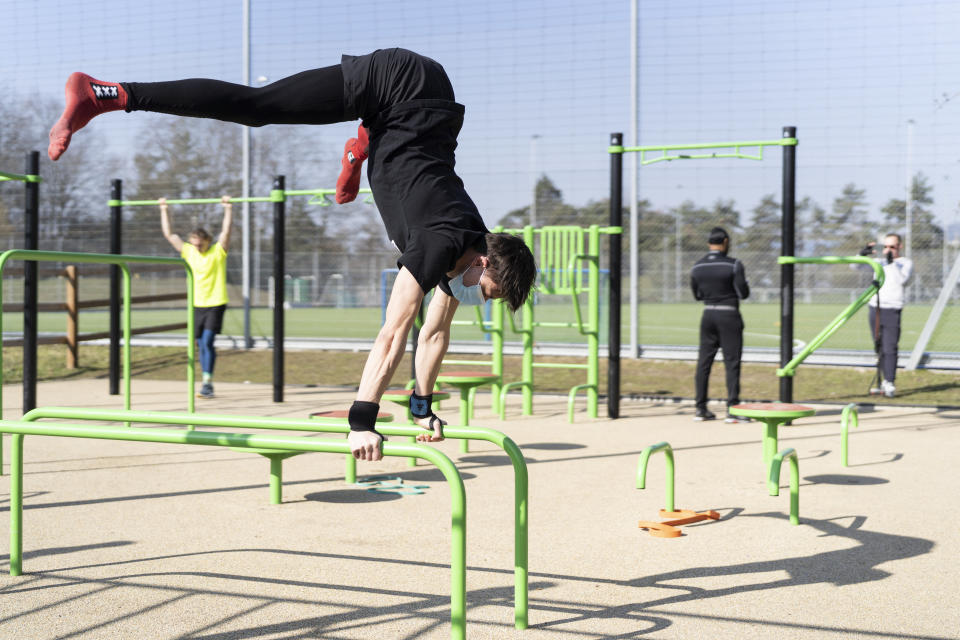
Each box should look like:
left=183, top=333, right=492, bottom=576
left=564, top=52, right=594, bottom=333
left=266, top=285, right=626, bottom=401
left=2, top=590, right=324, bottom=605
left=50, top=48, right=537, bottom=459
left=159, top=195, right=233, bottom=399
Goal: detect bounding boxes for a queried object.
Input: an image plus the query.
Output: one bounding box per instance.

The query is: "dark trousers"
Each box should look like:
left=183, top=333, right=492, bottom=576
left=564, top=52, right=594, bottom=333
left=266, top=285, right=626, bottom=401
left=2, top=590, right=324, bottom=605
left=868, top=306, right=902, bottom=382
left=695, top=309, right=744, bottom=410
left=124, top=65, right=347, bottom=127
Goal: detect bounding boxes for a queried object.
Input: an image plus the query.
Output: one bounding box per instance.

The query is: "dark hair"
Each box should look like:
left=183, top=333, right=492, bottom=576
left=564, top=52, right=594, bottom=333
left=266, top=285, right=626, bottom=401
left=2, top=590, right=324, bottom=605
left=189, top=228, right=213, bottom=243
left=708, top=226, right=729, bottom=245
left=884, top=232, right=902, bottom=245
left=484, top=232, right=537, bottom=312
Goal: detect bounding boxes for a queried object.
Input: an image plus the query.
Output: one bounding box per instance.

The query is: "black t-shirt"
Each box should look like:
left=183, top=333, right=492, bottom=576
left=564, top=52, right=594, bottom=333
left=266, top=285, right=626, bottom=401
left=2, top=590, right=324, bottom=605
left=341, top=49, right=489, bottom=294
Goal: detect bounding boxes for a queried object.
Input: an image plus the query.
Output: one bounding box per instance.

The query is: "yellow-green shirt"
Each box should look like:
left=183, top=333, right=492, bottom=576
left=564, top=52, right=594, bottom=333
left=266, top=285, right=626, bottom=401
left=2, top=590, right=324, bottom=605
left=181, top=242, right=229, bottom=307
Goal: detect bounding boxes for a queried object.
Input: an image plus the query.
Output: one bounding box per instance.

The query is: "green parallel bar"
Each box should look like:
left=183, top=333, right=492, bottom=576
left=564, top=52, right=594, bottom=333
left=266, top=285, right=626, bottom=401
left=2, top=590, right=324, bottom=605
left=841, top=403, right=859, bottom=467
left=775, top=256, right=885, bottom=377
left=0, top=250, right=195, bottom=429
left=24, top=407, right=529, bottom=630
left=0, top=171, right=42, bottom=183
left=635, top=441, right=675, bottom=512
left=1, top=421, right=467, bottom=640
left=768, top=448, right=800, bottom=525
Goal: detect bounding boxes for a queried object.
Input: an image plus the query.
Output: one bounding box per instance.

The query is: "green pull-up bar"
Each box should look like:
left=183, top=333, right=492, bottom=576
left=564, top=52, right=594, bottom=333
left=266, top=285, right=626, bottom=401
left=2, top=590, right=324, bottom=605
left=108, top=188, right=374, bottom=208
left=776, top=256, right=884, bottom=377
left=608, top=137, right=798, bottom=165
left=0, top=170, right=42, bottom=183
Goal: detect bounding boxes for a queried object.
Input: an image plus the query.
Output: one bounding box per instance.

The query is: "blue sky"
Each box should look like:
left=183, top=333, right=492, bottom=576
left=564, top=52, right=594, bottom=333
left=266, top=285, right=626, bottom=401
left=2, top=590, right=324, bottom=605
left=4, top=0, right=960, bottom=239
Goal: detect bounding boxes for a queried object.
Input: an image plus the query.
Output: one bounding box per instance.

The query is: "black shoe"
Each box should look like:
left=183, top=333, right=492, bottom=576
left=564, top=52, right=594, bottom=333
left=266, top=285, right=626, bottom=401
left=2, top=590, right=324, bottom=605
left=693, top=408, right=716, bottom=421
left=198, top=382, right=214, bottom=398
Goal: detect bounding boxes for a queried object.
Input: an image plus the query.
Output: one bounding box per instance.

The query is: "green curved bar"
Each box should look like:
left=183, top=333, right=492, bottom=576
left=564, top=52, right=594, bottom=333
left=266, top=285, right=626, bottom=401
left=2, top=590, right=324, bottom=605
left=635, top=441, right=675, bottom=512
left=776, top=256, right=885, bottom=377
left=1, top=421, right=467, bottom=640
left=768, top=448, right=800, bottom=525
left=23, top=406, right=529, bottom=630
left=841, top=403, right=859, bottom=467
left=0, top=250, right=195, bottom=470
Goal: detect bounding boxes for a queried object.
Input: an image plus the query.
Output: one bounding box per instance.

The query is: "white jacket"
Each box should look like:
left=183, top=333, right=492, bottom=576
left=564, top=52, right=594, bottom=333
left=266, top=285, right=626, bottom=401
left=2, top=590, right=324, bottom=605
left=868, top=257, right=913, bottom=309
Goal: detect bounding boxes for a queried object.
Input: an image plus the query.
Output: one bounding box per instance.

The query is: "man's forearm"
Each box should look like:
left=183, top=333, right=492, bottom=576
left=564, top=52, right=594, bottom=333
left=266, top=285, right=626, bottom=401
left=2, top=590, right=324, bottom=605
left=356, top=323, right=413, bottom=402
left=414, top=328, right=450, bottom=395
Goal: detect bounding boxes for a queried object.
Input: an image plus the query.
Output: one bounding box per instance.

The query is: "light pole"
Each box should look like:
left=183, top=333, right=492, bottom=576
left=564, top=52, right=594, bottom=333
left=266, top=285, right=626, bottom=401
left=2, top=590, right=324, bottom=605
left=529, top=134, right=540, bottom=227
left=241, top=0, right=253, bottom=348
left=905, top=119, right=914, bottom=260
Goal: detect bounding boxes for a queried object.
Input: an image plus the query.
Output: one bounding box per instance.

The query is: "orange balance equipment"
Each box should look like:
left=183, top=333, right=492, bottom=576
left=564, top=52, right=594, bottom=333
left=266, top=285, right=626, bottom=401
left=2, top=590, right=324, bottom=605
left=435, top=371, right=501, bottom=454
left=638, top=509, right=721, bottom=538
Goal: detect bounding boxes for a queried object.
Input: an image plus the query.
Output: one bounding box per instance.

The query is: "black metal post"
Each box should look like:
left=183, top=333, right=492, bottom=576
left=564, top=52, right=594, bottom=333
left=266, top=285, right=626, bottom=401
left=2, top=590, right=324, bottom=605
left=608, top=133, right=623, bottom=419
left=272, top=176, right=285, bottom=403
left=22, top=151, right=40, bottom=414
left=109, top=180, right=122, bottom=395
left=779, top=126, right=797, bottom=403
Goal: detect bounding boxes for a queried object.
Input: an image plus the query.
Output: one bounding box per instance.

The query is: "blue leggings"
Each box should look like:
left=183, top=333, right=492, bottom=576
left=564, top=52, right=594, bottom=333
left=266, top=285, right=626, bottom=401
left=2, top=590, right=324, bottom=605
left=198, top=329, right=217, bottom=374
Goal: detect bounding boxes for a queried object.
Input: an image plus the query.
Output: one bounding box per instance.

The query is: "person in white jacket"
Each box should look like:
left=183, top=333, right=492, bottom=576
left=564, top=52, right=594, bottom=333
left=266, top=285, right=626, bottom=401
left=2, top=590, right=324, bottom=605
left=858, top=233, right=913, bottom=397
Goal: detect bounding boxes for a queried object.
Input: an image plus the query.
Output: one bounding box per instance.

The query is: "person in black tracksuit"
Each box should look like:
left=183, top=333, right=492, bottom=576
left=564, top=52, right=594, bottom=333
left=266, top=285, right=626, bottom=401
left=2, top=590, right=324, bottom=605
left=690, top=227, right=750, bottom=422
left=49, top=48, right=537, bottom=461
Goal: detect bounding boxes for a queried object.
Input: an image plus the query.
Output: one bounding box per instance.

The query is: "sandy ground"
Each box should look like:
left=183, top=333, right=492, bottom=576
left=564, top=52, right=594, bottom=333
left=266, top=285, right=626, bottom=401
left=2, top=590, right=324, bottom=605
left=1, top=378, right=958, bottom=640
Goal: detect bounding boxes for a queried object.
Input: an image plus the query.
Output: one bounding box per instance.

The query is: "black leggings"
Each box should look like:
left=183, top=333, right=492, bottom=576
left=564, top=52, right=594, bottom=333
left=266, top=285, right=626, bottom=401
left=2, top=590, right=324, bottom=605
left=123, top=65, right=347, bottom=127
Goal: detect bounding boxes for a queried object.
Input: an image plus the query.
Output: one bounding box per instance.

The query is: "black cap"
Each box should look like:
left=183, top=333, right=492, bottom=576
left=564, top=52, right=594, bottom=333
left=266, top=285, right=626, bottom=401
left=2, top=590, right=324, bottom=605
left=708, top=226, right=729, bottom=244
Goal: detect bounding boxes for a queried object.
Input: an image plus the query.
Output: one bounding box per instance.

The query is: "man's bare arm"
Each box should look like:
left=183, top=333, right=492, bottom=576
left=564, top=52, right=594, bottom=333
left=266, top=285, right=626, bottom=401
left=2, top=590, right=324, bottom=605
left=355, top=267, right=425, bottom=402
left=415, top=287, right=459, bottom=395
left=159, top=198, right=184, bottom=252
left=218, top=195, right=233, bottom=252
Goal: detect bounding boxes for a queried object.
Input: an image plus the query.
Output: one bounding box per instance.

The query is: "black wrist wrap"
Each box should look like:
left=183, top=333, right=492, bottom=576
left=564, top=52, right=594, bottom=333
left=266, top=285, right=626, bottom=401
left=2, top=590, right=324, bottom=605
left=348, top=401, right=380, bottom=432
left=410, top=392, right=433, bottom=419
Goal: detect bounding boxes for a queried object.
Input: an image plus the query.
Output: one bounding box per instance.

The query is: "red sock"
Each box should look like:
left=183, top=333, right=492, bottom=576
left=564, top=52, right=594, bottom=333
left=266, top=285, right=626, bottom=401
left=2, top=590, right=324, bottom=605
left=335, top=125, right=370, bottom=204
left=48, top=72, right=128, bottom=161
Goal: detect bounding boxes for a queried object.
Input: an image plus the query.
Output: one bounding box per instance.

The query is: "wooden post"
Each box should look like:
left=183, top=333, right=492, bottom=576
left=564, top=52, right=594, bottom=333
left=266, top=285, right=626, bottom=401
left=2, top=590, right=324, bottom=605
left=65, top=265, right=78, bottom=369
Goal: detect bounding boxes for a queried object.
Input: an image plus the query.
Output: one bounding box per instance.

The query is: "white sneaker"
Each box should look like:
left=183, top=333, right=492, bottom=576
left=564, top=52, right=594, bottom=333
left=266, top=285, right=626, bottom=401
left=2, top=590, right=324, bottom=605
left=869, top=384, right=883, bottom=395
left=881, top=380, right=896, bottom=398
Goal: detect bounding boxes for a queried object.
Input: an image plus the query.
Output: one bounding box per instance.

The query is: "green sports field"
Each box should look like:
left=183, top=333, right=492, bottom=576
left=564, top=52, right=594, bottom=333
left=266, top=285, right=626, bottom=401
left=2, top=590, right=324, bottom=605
left=3, top=301, right=956, bottom=353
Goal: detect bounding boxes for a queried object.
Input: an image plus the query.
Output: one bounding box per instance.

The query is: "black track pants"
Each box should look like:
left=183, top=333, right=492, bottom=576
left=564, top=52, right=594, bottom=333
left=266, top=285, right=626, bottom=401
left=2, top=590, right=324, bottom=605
left=694, top=308, right=744, bottom=411
left=123, top=65, right=347, bottom=127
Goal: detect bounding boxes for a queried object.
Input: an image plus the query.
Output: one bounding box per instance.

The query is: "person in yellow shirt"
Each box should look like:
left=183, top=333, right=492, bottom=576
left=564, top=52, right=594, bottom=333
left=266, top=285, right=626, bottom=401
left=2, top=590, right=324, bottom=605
left=160, top=195, right=233, bottom=398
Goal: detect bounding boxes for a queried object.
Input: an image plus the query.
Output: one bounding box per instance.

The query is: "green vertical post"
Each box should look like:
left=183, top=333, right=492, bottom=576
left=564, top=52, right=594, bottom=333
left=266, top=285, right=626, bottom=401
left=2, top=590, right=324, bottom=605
left=587, top=225, right=600, bottom=417
left=9, top=434, right=23, bottom=575
left=122, top=265, right=132, bottom=411
left=490, top=300, right=504, bottom=414
left=521, top=225, right=535, bottom=415
left=185, top=272, right=196, bottom=416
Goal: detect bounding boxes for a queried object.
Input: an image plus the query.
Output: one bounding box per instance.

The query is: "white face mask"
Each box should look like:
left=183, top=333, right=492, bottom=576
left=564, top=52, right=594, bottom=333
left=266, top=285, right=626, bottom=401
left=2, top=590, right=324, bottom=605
left=448, top=267, right=486, bottom=305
